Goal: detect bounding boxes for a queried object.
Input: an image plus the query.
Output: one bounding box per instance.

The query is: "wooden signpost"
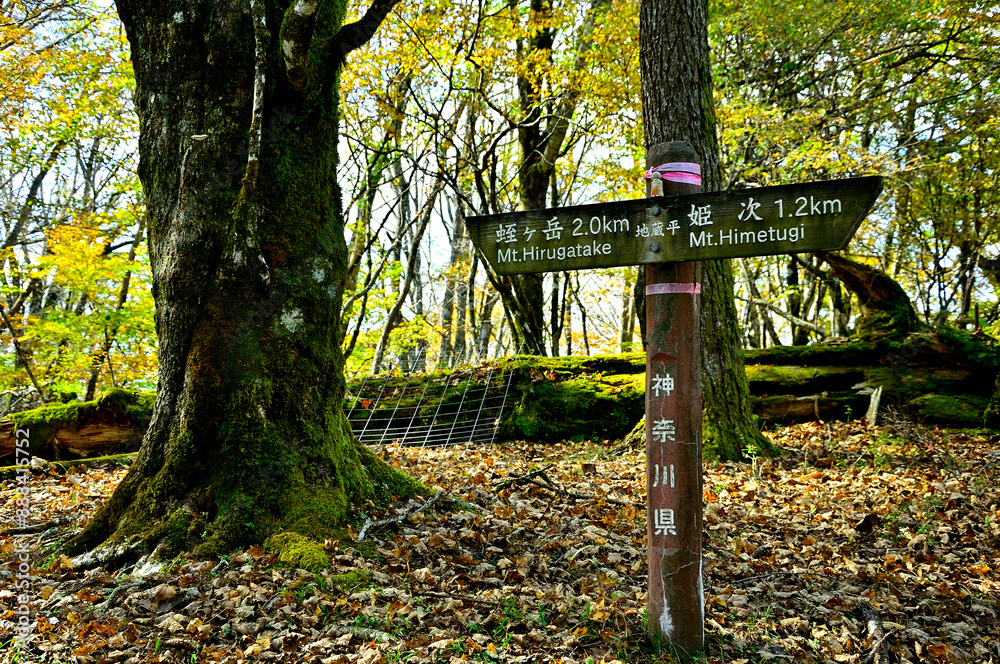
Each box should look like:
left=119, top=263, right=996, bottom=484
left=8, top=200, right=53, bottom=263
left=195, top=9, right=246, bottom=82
left=467, top=176, right=882, bottom=274
left=467, top=163, right=882, bottom=656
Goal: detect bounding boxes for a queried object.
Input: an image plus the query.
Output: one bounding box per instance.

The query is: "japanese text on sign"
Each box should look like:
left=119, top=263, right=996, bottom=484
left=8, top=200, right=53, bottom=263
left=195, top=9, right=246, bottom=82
left=651, top=373, right=675, bottom=397
left=654, top=508, right=677, bottom=536
left=652, top=419, right=675, bottom=443
left=651, top=464, right=675, bottom=488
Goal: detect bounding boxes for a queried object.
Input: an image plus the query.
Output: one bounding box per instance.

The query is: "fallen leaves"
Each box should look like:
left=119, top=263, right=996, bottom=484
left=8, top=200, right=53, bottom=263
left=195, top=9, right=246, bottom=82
left=0, top=419, right=997, bottom=663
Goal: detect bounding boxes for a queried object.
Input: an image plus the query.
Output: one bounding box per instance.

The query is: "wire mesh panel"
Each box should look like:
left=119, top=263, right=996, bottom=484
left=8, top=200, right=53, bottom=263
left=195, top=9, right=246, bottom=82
left=344, top=359, right=515, bottom=448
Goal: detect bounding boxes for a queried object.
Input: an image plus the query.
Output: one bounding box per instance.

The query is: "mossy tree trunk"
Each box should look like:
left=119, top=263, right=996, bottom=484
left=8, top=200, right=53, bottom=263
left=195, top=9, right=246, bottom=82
left=638, top=0, right=775, bottom=461
left=818, top=251, right=922, bottom=341
left=65, top=0, right=423, bottom=566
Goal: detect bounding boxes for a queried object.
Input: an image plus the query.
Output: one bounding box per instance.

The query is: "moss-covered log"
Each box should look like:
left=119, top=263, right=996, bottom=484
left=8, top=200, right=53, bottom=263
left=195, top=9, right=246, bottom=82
left=0, top=389, right=152, bottom=462
left=345, top=355, right=648, bottom=444
left=498, top=355, right=647, bottom=442
left=745, top=328, right=1000, bottom=427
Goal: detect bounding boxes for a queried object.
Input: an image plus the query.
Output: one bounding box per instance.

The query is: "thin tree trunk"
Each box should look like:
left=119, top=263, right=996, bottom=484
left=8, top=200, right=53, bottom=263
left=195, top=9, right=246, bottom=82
left=563, top=274, right=572, bottom=355
left=573, top=273, right=590, bottom=355
left=85, top=220, right=146, bottom=400
left=618, top=271, right=634, bottom=352
left=549, top=275, right=562, bottom=356
left=475, top=290, right=500, bottom=359
left=408, top=216, right=426, bottom=372
left=371, top=177, right=444, bottom=374
left=438, top=198, right=466, bottom=368
left=467, top=254, right=479, bottom=354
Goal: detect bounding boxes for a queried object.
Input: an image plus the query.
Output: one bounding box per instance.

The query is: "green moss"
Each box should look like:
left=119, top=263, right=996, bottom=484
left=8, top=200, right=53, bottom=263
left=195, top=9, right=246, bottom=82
left=194, top=492, right=268, bottom=559
left=934, top=326, right=1000, bottom=374
left=190, top=413, right=426, bottom=560
left=907, top=394, right=988, bottom=427
left=857, top=305, right=920, bottom=342
left=150, top=509, right=194, bottom=560
left=348, top=353, right=648, bottom=444
left=745, top=365, right=863, bottom=395
left=7, top=389, right=154, bottom=458
left=266, top=531, right=330, bottom=573
left=327, top=569, right=371, bottom=590
left=496, top=352, right=645, bottom=378
left=744, top=342, right=886, bottom=367
left=355, top=443, right=430, bottom=503
left=499, top=355, right=646, bottom=442
left=10, top=400, right=85, bottom=429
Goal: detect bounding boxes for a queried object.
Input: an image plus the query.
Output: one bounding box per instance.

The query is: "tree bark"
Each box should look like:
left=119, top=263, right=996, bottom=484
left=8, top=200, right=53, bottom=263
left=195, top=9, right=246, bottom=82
left=65, top=0, right=424, bottom=566
left=818, top=251, right=921, bottom=341
left=639, top=0, right=774, bottom=463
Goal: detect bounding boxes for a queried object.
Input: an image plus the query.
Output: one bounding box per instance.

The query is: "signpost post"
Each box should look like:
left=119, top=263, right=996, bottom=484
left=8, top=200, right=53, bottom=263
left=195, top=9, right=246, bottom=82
left=467, top=163, right=882, bottom=655
left=642, top=142, right=704, bottom=656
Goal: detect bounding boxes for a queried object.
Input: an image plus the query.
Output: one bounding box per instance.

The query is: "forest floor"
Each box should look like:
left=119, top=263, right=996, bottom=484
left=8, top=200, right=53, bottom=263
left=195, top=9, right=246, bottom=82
left=1, top=414, right=999, bottom=664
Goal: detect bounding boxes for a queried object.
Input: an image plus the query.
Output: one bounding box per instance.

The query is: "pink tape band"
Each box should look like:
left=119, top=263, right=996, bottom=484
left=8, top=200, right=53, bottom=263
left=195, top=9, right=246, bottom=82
left=646, top=283, right=701, bottom=295
left=659, top=172, right=702, bottom=185
left=647, top=162, right=702, bottom=176
left=644, top=162, right=702, bottom=185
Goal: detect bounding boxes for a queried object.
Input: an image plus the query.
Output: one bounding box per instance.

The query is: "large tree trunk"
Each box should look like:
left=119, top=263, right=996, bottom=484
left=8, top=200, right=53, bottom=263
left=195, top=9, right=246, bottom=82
left=639, top=0, right=774, bottom=462
left=65, top=0, right=423, bottom=567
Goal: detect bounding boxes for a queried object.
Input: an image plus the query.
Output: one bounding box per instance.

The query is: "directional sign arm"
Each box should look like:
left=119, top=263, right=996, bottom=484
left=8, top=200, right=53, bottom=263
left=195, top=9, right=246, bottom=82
left=467, top=176, right=883, bottom=274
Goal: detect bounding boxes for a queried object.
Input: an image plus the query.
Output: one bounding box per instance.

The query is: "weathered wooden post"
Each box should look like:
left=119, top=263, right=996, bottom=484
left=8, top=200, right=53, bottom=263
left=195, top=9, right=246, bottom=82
left=643, top=141, right=703, bottom=655
left=464, top=166, right=881, bottom=663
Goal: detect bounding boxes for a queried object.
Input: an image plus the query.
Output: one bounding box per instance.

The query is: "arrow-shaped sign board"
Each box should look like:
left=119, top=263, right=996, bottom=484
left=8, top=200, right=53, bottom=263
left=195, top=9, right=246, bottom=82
left=467, top=176, right=882, bottom=274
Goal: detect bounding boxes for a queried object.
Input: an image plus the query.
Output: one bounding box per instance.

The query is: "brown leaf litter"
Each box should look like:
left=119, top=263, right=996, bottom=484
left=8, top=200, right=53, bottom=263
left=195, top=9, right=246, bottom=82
left=1, top=416, right=998, bottom=663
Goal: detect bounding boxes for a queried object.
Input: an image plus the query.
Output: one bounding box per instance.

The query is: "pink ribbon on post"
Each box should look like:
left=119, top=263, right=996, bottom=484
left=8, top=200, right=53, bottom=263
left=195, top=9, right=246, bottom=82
left=646, top=282, right=701, bottom=295
left=644, top=162, right=702, bottom=186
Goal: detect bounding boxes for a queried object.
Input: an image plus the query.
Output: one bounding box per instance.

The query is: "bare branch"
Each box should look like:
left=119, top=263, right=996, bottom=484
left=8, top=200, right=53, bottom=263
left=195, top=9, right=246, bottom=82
left=3, top=139, right=68, bottom=254
left=0, top=303, right=47, bottom=404
left=736, top=295, right=827, bottom=337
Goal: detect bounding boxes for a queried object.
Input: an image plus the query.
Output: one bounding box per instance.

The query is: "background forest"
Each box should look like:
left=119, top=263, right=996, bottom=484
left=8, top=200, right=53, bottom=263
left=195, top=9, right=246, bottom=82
left=1, top=0, right=997, bottom=408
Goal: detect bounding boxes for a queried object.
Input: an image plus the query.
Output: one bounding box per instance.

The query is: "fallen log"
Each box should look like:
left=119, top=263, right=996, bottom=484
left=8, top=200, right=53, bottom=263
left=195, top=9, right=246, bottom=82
left=2, top=326, right=998, bottom=463
left=0, top=389, right=152, bottom=463
left=744, top=328, right=998, bottom=426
